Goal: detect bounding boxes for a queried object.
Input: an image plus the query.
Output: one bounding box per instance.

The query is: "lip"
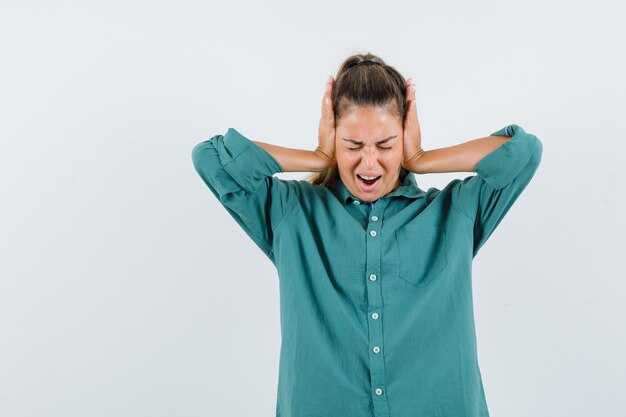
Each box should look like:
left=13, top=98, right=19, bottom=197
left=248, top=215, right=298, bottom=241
left=356, top=174, right=382, bottom=192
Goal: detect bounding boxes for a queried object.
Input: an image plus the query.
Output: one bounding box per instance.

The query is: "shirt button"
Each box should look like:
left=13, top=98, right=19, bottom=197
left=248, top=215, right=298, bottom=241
left=369, top=230, right=377, bottom=237
left=373, top=346, right=381, bottom=353
left=369, top=274, right=377, bottom=281
left=371, top=312, right=379, bottom=320
left=371, top=215, right=379, bottom=221
left=375, top=388, right=383, bottom=396
left=353, top=201, right=361, bottom=205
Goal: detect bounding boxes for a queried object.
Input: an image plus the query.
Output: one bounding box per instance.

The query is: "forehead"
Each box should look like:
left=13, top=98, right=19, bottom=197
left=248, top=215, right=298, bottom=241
left=337, top=106, right=401, bottom=142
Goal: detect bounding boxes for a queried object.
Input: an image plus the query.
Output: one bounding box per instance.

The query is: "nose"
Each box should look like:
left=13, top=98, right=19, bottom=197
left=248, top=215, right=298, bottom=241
left=361, top=146, right=381, bottom=168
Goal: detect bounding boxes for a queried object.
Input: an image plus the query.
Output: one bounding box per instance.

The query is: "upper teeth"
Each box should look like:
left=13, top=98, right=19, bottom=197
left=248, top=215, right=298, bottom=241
left=359, top=175, right=378, bottom=180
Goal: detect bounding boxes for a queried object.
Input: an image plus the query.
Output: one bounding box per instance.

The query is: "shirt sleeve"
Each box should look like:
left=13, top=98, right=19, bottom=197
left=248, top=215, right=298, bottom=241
left=451, top=124, right=544, bottom=257
left=191, top=127, right=297, bottom=262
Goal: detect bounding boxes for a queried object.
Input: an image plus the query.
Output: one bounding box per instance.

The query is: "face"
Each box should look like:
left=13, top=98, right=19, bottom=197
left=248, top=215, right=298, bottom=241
left=335, top=105, right=403, bottom=202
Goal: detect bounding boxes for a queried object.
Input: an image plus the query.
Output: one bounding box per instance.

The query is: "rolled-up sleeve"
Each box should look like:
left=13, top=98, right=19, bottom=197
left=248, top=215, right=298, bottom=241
left=191, top=127, right=297, bottom=262
left=451, top=124, right=544, bottom=257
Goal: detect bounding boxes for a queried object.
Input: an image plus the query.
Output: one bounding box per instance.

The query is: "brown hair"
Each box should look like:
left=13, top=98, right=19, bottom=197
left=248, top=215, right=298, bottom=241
left=305, top=52, right=410, bottom=187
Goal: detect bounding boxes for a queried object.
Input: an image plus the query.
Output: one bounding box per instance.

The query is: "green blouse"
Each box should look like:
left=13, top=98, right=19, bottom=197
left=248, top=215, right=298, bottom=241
left=191, top=124, right=543, bottom=417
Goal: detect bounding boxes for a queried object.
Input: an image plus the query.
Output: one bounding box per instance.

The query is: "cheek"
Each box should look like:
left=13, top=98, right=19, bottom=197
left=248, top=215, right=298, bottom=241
left=336, top=153, right=359, bottom=174
left=388, top=148, right=404, bottom=163
left=381, top=152, right=403, bottom=173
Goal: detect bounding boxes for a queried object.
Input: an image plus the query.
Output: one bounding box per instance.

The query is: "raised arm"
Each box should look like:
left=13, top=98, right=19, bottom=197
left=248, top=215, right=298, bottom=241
left=252, top=141, right=334, bottom=172
left=250, top=76, right=338, bottom=173
left=191, top=128, right=300, bottom=262
left=403, top=133, right=513, bottom=174
left=447, top=124, right=544, bottom=257
left=401, top=80, right=515, bottom=175
left=407, top=136, right=511, bottom=174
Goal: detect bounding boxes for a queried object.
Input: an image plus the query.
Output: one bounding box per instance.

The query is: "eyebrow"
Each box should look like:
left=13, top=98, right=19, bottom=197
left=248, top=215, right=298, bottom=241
left=341, top=135, right=398, bottom=145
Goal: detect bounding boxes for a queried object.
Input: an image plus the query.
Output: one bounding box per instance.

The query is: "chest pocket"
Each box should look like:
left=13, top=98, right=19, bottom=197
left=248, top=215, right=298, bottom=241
left=395, top=223, right=448, bottom=287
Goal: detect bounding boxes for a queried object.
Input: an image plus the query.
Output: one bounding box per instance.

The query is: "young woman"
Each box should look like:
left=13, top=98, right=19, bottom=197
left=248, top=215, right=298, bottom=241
left=191, top=53, right=543, bottom=417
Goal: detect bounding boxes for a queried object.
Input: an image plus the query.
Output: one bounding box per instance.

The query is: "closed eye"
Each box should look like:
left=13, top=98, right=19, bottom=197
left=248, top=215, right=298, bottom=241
left=348, top=146, right=393, bottom=150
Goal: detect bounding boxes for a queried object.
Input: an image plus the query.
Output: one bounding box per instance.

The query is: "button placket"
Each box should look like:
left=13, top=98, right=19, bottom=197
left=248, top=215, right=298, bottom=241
left=364, top=199, right=391, bottom=416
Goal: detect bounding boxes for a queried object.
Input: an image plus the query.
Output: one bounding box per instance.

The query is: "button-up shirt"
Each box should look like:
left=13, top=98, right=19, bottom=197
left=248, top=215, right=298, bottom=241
left=191, top=124, right=543, bottom=417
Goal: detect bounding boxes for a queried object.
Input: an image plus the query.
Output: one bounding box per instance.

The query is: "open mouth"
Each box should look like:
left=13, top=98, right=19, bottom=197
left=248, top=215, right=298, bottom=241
left=357, top=174, right=382, bottom=189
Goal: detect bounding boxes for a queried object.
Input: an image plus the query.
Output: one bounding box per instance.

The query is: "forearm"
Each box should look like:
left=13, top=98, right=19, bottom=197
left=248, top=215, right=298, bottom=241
left=252, top=141, right=333, bottom=172
left=405, top=135, right=512, bottom=174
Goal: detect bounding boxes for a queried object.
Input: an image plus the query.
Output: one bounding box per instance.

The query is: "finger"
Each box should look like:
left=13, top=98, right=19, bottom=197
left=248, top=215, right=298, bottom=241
left=406, top=80, right=415, bottom=97
left=321, top=81, right=330, bottom=113
left=406, top=84, right=416, bottom=115
left=328, top=76, right=334, bottom=106
left=322, top=77, right=332, bottom=106
left=405, top=89, right=416, bottom=129
left=322, top=76, right=334, bottom=118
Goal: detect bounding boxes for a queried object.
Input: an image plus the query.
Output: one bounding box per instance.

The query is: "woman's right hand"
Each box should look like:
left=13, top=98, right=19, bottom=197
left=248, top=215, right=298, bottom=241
left=314, top=75, right=337, bottom=167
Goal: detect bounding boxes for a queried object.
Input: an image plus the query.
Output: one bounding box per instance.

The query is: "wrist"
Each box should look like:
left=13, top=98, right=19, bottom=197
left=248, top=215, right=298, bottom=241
left=402, top=147, right=426, bottom=171
left=313, top=147, right=336, bottom=170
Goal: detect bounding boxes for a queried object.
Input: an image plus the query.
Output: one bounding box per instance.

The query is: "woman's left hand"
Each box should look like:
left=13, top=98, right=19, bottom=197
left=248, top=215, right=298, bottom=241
left=401, top=78, right=425, bottom=169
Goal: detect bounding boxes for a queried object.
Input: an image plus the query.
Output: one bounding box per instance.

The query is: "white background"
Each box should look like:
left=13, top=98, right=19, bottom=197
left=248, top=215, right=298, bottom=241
left=1, top=1, right=624, bottom=416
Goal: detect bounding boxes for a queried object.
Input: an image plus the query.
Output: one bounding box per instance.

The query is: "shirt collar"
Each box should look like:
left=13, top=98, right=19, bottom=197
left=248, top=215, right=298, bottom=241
left=330, top=172, right=426, bottom=204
